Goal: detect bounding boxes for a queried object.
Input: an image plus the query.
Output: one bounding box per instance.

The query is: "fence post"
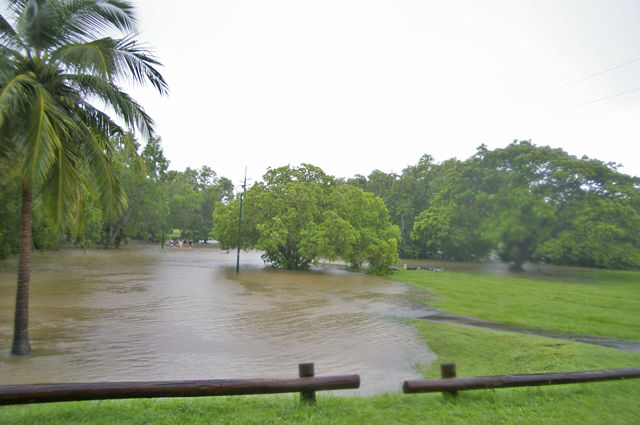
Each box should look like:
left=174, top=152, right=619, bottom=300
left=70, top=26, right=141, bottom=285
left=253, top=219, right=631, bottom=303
left=299, top=363, right=316, bottom=405
left=441, top=362, right=457, bottom=397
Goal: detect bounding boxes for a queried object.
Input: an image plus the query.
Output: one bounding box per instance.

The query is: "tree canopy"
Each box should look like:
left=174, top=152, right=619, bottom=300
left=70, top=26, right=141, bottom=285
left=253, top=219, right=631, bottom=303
left=213, top=164, right=400, bottom=274
left=352, top=141, right=640, bottom=270
left=409, top=141, right=640, bottom=270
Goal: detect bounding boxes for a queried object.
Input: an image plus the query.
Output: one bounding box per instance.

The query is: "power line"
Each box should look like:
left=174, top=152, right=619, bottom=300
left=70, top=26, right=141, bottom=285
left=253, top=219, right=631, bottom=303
left=539, top=56, right=640, bottom=97
left=547, top=18, right=640, bottom=62
left=562, top=87, right=640, bottom=111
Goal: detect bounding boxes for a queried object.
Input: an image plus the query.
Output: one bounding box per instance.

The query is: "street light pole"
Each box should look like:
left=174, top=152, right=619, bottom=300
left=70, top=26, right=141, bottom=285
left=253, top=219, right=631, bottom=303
left=236, top=167, right=247, bottom=273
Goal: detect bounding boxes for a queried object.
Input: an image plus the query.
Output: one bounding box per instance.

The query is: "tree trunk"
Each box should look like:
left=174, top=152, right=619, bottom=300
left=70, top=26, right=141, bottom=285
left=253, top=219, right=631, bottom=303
left=509, top=261, right=525, bottom=272
left=11, top=185, right=32, bottom=355
left=106, top=207, right=132, bottom=248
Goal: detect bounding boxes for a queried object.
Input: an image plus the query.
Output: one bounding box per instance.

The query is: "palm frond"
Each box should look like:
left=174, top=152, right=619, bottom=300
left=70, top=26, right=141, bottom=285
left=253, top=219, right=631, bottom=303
left=93, top=0, right=137, bottom=32
left=12, top=1, right=136, bottom=52
left=0, top=126, right=19, bottom=175
left=64, top=72, right=156, bottom=137
left=1, top=0, right=27, bottom=18
left=16, top=0, right=63, bottom=52
left=74, top=99, right=125, bottom=137
left=51, top=37, right=118, bottom=77
left=0, top=44, right=23, bottom=63
left=40, top=135, right=82, bottom=225
left=2, top=0, right=165, bottom=228
left=22, top=84, right=68, bottom=188
left=52, top=0, right=136, bottom=43
left=0, top=72, right=35, bottom=140
left=53, top=36, right=168, bottom=95
left=74, top=122, right=127, bottom=221
left=113, top=35, right=168, bottom=95
left=119, top=130, right=145, bottom=176
left=0, top=11, right=18, bottom=45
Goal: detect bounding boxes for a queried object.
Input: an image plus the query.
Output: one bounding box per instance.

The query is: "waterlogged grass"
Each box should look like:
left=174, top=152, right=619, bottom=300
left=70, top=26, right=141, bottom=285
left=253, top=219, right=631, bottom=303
left=2, top=267, right=640, bottom=424
left=394, top=268, right=640, bottom=340
left=415, top=320, right=640, bottom=377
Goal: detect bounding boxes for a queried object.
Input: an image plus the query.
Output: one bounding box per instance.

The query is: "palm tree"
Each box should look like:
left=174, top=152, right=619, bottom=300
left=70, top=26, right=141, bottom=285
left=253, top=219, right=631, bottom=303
left=0, top=0, right=168, bottom=355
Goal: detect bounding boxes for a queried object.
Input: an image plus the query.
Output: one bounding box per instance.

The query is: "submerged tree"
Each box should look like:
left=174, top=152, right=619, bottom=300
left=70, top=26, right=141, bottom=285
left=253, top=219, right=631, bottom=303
left=213, top=164, right=400, bottom=274
left=0, top=0, right=167, bottom=355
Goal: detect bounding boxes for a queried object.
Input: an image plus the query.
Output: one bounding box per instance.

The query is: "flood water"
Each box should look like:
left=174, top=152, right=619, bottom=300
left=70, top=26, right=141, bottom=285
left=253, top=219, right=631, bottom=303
left=0, top=244, right=435, bottom=394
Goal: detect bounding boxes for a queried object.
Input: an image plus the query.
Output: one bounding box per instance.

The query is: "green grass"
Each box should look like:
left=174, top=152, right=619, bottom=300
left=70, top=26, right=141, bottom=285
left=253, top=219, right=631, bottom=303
left=415, top=320, right=640, bottom=377
left=2, top=266, right=639, bottom=424
left=394, top=268, right=640, bottom=340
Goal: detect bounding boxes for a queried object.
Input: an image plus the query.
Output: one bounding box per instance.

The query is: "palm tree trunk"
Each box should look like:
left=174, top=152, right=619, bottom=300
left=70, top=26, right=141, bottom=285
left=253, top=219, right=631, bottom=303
left=11, top=184, right=32, bottom=355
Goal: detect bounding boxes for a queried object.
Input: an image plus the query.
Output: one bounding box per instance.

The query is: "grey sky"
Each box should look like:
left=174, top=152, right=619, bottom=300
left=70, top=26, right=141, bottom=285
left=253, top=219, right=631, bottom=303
left=129, top=0, right=640, bottom=184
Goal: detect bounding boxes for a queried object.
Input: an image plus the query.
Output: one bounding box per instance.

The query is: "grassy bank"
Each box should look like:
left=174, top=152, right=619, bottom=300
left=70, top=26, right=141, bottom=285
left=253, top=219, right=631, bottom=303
left=2, top=267, right=639, bottom=424
left=394, top=268, right=640, bottom=340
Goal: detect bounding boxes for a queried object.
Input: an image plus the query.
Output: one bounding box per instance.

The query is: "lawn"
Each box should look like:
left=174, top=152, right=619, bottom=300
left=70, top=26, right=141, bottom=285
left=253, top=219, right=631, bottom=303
left=394, top=268, right=640, bottom=341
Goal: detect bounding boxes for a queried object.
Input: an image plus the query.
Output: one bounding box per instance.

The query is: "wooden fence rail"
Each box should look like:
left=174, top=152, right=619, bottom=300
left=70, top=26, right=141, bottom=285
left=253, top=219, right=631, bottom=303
left=0, top=363, right=359, bottom=406
left=403, top=363, right=640, bottom=395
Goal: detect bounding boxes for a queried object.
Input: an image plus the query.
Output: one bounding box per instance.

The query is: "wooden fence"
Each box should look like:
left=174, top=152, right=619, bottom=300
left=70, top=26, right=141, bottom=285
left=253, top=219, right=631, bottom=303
left=403, top=363, right=640, bottom=396
left=0, top=363, right=359, bottom=406
left=3, top=361, right=638, bottom=406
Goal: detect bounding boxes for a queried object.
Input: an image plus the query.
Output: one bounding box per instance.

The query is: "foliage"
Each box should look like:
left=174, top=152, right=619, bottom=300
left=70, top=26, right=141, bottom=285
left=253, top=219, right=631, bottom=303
left=0, top=0, right=167, bottom=354
left=214, top=164, right=399, bottom=274
left=408, top=141, right=640, bottom=269
left=0, top=172, right=20, bottom=262
left=411, top=158, right=493, bottom=261
left=0, top=0, right=167, bottom=225
left=166, top=166, right=234, bottom=242
left=347, top=154, right=440, bottom=258
left=115, top=136, right=169, bottom=245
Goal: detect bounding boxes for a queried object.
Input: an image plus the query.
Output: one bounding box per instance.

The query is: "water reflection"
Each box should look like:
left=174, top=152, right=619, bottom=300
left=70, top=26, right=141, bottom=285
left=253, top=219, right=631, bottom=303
left=0, top=244, right=434, bottom=394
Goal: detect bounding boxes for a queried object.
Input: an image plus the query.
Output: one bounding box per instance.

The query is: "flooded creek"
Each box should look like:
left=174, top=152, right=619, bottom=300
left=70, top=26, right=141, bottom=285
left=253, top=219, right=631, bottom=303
left=0, top=244, right=435, bottom=394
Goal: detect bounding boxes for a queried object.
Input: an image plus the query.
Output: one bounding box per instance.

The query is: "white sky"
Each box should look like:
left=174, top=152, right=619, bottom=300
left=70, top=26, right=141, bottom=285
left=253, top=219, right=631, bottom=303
left=127, top=0, right=640, bottom=184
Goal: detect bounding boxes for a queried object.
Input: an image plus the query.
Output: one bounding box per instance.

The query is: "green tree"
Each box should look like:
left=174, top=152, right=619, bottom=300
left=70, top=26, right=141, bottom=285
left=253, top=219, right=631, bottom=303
left=328, top=184, right=401, bottom=274
left=0, top=0, right=167, bottom=355
left=411, top=158, right=493, bottom=261
left=538, top=196, right=640, bottom=268
left=347, top=155, right=441, bottom=258
left=480, top=185, right=556, bottom=271
left=214, top=164, right=399, bottom=274
left=479, top=141, right=640, bottom=269
left=412, top=141, right=640, bottom=270
left=112, top=136, right=170, bottom=245
left=166, top=166, right=233, bottom=242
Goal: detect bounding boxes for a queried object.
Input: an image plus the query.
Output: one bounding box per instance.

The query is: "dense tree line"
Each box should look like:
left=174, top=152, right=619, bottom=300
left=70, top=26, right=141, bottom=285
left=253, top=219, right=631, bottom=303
left=0, top=136, right=234, bottom=259
left=3, top=140, right=639, bottom=273
left=353, top=141, right=640, bottom=270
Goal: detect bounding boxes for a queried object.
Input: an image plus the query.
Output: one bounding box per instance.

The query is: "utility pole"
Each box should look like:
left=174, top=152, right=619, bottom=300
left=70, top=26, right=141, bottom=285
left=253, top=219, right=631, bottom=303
left=161, top=221, right=166, bottom=249
left=236, top=167, right=247, bottom=273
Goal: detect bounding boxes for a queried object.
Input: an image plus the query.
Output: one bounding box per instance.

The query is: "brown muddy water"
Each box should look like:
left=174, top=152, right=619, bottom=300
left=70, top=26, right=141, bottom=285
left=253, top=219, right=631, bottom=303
left=0, top=244, right=435, bottom=394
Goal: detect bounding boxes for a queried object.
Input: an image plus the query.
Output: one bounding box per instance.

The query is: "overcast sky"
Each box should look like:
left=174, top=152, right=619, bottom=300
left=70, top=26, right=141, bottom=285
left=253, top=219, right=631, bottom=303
left=128, top=0, right=640, bottom=185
